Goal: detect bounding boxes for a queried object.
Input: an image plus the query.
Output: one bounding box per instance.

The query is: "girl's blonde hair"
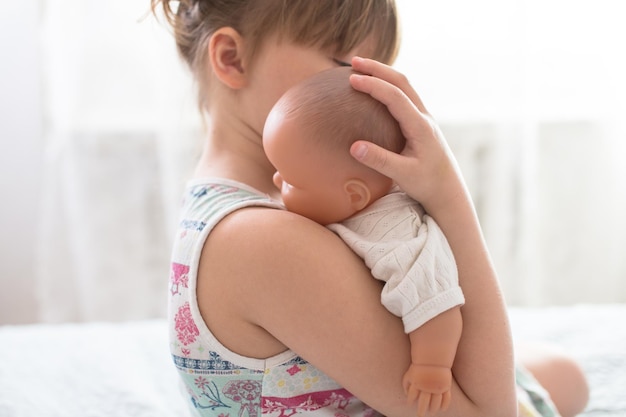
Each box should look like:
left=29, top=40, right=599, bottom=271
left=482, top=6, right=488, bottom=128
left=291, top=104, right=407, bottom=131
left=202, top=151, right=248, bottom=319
left=151, top=0, right=400, bottom=110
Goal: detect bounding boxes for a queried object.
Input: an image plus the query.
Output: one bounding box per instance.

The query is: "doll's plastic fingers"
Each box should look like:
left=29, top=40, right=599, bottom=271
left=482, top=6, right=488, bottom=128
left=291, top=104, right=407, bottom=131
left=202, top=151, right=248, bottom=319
left=441, top=391, right=452, bottom=411
left=416, top=392, right=430, bottom=417
left=429, top=393, right=443, bottom=414
left=350, top=57, right=427, bottom=114
left=402, top=378, right=409, bottom=396
left=404, top=382, right=420, bottom=404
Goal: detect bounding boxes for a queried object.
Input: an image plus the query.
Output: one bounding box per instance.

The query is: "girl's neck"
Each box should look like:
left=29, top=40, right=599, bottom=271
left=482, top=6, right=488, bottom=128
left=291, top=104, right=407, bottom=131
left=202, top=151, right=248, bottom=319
left=193, top=118, right=280, bottom=199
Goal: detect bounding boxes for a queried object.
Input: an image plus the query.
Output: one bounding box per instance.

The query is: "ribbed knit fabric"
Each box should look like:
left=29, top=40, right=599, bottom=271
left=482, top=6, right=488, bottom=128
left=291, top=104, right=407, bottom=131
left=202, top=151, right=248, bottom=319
left=328, top=190, right=464, bottom=333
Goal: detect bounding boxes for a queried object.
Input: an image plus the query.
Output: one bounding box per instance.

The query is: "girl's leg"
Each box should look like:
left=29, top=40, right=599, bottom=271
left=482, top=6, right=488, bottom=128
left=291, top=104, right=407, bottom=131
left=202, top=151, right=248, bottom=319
left=517, top=343, right=590, bottom=417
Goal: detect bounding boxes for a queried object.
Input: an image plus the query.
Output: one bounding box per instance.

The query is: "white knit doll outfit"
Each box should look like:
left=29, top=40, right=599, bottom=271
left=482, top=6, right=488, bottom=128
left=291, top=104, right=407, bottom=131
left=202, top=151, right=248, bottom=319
left=327, top=189, right=465, bottom=333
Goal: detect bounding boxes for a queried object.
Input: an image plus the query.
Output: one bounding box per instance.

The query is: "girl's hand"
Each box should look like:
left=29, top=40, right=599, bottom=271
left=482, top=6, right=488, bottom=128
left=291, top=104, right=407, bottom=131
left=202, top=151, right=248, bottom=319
left=348, top=57, right=469, bottom=217
left=349, top=59, right=519, bottom=417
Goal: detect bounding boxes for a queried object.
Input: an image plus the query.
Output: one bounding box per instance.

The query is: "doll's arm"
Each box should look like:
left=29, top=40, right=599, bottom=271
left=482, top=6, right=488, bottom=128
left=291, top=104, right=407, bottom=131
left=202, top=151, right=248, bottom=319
left=403, top=306, right=462, bottom=417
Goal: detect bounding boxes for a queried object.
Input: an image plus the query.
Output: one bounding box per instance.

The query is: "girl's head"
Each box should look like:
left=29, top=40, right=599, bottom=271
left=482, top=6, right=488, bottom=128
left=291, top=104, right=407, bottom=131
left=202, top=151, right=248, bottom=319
left=151, top=0, right=400, bottom=111
left=263, top=67, right=405, bottom=225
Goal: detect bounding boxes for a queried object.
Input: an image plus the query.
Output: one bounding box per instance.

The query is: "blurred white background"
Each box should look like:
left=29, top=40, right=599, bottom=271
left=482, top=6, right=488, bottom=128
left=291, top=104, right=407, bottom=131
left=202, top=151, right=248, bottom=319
left=1, top=0, right=625, bottom=324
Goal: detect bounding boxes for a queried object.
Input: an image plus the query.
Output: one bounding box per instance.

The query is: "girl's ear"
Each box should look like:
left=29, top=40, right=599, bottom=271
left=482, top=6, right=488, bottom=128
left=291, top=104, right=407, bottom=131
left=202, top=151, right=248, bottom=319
left=208, top=27, right=247, bottom=89
left=344, top=179, right=372, bottom=213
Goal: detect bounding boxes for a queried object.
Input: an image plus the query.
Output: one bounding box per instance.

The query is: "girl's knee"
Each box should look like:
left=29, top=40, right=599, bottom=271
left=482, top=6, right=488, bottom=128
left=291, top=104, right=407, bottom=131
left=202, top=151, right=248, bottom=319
left=517, top=343, right=589, bottom=417
left=547, top=353, right=589, bottom=417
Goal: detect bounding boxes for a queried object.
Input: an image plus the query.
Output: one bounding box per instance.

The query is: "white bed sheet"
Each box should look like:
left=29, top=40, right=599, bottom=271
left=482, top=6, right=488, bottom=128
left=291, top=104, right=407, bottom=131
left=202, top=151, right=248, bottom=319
left=0, top=320, right=187, bottom=417
left=0, top=304, right=624, bottom=417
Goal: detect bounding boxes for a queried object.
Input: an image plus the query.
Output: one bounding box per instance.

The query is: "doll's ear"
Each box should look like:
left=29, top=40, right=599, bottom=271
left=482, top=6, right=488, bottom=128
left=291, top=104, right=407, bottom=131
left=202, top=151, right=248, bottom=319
left=344, top=179, right=372, bottom=213
left=208, top=27, right=247, bottom=89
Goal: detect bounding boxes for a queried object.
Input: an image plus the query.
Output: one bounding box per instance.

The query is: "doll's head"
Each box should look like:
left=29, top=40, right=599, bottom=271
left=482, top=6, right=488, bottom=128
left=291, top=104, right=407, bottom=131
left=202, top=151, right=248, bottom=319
left=263, top=66, right=405, bottom=225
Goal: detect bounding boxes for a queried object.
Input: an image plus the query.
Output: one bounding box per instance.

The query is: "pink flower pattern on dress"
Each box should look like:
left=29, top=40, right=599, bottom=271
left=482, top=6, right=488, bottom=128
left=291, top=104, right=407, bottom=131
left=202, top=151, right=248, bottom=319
left=170, top=262, right=190, bottom=295
left=175, top=302, right=199, bottom=346
left=223, top=380, right=262, bottom=417
left=262, top=389, right=354, bottom=417
left=286, top=364, right=301, bottom=376
left=195, top=376, right=210, bottom=390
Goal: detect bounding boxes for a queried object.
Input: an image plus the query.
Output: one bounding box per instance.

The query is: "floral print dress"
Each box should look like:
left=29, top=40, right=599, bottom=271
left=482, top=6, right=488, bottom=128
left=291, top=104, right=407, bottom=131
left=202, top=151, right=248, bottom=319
left=169, top=179, right=380, bottom=417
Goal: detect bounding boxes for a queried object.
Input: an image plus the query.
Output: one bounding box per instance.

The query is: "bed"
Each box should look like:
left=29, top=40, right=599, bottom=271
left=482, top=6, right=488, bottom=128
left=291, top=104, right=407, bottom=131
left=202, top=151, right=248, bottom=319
left=508, top=304, right=626, bottom=417
left=0, top=304, right=624, bottom=417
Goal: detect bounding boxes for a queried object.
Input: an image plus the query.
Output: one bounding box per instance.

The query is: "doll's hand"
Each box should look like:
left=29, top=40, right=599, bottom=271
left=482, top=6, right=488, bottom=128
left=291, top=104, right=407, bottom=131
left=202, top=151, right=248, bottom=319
left=348, top=57, right=468, bottom=217
left=402, top=364, right=452, bottom=417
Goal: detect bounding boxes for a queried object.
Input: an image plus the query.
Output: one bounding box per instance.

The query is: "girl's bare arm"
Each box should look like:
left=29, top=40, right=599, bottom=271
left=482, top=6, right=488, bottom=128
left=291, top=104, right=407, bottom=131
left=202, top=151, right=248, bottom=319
left=200, top=208, right=412, bottom=415
left=347, top=57, right=518, bottom=416
left=200, top=205, right=514, bottom=417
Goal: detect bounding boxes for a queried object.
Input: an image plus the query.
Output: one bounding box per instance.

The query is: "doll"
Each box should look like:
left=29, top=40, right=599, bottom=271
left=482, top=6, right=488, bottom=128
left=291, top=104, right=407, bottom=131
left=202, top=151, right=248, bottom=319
left=263, top=67, right=465, bottom=415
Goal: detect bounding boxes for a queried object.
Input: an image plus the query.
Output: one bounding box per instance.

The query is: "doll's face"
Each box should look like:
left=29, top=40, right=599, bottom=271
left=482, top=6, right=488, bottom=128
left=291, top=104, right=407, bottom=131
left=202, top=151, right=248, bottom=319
left=263, top=109, right=360, bottom=225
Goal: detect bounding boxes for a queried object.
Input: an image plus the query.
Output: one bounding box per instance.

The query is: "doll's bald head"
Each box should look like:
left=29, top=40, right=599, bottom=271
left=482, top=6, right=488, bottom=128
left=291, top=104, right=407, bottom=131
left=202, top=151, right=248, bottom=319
left=263, top=67, right=406, bottom=224
left=274, top=66, right=405, bottom=159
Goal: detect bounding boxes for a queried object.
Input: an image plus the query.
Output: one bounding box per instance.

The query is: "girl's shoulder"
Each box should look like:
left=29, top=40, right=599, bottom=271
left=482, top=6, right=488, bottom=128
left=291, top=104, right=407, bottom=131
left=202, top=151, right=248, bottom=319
left=195, top=183, right=380, bottom=357
left=207, top=202, right=351, bottom=273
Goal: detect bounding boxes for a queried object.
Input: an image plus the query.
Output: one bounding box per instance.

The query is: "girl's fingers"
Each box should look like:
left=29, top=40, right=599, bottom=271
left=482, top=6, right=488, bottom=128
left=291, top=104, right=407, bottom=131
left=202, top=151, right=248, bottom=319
left=349, top=72, right=416, bottom=121
left=349, top=58, right=442, bottom=159
left=350, top=140, right=411, bottom=181
left=348, top=57, right=452, bottom=196
left=351, top=56, right=428, bottom=115
left=349, top=73, right=434, bottom=150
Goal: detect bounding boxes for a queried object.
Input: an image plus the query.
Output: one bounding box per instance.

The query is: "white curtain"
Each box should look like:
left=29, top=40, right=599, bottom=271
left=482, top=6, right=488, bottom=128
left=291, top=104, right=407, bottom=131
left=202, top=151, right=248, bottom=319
left=37, top=0, right=202, bottom=322
left=394, top=0, right=626, bottom=305
left=36, top=0, right=626, bottom=322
